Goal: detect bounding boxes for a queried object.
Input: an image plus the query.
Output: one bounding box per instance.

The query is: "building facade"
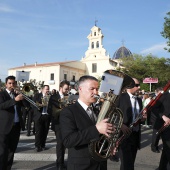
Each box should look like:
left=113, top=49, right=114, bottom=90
left=8, top=25, right=132, bottom=91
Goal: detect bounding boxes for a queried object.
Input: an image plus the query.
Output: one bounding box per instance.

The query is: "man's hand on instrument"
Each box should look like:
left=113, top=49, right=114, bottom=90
left=15, top=94, right=24, bottom=101
left=121, top=124, right=131, bottom=135
left=141, top=113, right=147, bottom=121
left=96, top=118, right=114, bottom=138
left=162, top=115, right=170, bottom=126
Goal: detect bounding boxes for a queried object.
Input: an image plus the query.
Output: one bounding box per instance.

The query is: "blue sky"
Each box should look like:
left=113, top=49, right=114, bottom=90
left=0, top=0, right=170, bottom=81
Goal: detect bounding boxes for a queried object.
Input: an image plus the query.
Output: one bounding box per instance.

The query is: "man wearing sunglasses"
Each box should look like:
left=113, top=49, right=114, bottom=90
left=116, top=78, right=143, bottom=170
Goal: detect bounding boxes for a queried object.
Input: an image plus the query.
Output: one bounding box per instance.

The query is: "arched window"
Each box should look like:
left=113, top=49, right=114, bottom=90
left=96, top=41, right=99, bottom=48
left=94, top=32, right=96, bottom=36
left=91, top=42, right=94, bottom=49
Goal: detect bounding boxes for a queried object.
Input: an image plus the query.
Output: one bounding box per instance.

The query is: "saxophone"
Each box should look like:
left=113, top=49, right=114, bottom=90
left=88, top=70, right=135, bottom=162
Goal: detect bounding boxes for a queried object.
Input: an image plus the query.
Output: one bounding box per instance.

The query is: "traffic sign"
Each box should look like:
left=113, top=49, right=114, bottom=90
left=143, top=77, right=158, bottom=84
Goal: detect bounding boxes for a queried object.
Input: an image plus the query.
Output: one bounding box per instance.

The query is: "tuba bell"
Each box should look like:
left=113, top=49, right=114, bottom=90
left=88, top=70, right=135, bottom=162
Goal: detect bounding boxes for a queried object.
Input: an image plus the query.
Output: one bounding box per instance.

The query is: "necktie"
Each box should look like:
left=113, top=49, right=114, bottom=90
left=87, top=106, right=95, bottom=123
left=10, top=92, right=14, bottom=99
left=9, top=92, right=19, bottom=122
left=132, top=96, right=139, bottom=131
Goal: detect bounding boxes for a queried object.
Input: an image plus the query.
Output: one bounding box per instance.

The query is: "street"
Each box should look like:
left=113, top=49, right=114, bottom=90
left=12, top=126, right=169, bottom=170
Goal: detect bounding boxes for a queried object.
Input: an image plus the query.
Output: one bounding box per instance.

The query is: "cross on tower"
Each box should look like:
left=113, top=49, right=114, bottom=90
left=95, top=19, right=98, bottom=26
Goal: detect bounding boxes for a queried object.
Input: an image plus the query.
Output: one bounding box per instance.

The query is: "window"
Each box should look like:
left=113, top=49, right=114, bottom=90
left=91, top=42, right=94, bottom=49
left=94, top=32, right=96, bottom=36
left=72, top=75, right=75, bottom=81
left=96, top=41, right=99, bottom=48
left=64, top=74, right=67, bottom=80
left=92, top=63, right=97, bottom=73
left=50, top=73, right=54, bottom=80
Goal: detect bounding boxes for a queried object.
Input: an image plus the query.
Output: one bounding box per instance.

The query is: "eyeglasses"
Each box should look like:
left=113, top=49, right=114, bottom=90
left=135, top=84, right=140, bottom=87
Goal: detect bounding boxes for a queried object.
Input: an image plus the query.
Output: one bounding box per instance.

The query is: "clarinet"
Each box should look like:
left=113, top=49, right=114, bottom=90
left=114, top=80, right=170, bottom=150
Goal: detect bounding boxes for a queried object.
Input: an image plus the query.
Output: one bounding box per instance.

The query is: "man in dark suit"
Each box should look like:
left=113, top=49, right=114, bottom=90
left=33, top=85, right=51, bottom=152
left=48, top=80, right=70, bottom=170
left=152, top=91, right=170, bottom=170
left=116, top=78, right=143, bottom=170
left=150, top=87, right=162, bottom=153
left=0, top=76, right=25, bottom=170
left=60, top=75, right=113, bottom=170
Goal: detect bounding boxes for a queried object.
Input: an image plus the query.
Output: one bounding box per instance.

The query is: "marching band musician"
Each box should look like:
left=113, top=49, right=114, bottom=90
left=116, top=78, right=144, bottom=170
left=152, top=90, right=170, bottom=170
left=33, top=85, right=51, bottom=152
left=0, top=76, right=25, bottom=170
left=48, top=80, right=70, bottom=170
left=60, top=75, right=113, bottom=170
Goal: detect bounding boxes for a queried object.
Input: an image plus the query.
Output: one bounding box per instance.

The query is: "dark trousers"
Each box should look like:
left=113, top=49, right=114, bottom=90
left=23, top=108, right=34, bottom=134
left=35, top=114, right=50, bottom=148
left=151, top=128, right=161, bottom=149
left=55, top=125, right=65, bottom=166
left=119, top=131, right=139, bottom=170
left=159, top=139, right=170, bottom=170
left=0, top=123, right=20, bottom=170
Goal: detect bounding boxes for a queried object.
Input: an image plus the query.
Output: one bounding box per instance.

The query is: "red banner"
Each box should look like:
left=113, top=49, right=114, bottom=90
left=143, top=77, right=158, bottom=83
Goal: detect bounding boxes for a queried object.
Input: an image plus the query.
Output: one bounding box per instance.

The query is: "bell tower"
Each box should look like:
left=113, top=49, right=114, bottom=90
left=82, top=24, right=109, bottom=60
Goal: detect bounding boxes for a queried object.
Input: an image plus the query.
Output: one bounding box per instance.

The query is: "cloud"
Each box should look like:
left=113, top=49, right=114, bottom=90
left=0, top=4, right=15, bottom=13
left=140, top=42, right=168, bottom=55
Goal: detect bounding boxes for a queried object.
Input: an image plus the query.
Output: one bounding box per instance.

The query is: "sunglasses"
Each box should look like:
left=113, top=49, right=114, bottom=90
left=135, top=84, right=140, bottom=87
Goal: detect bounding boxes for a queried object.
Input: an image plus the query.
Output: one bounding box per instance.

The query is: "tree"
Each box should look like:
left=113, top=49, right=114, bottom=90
left=161, top=11, right=170, bottom=52
left=119, top=54, right=170, bottom=91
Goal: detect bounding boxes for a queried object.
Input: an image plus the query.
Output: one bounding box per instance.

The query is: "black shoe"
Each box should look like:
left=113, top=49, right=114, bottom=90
left=34, top=147, right=42, bottom=152
left=151, top=147, right=160, bottom=153
left=42, top=147, right=47, bottom=151
left=26, top=133, right=30, bottom=136
left=109, top=155, right=119, bottom=162
left=57, top=164, right=66, bottom=170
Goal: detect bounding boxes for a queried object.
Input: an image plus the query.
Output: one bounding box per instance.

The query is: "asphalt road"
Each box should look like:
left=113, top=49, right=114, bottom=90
left=12, top=126, right=170, bottom=170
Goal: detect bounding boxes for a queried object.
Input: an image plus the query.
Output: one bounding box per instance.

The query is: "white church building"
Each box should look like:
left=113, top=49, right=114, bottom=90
left=8, top=25, right=132, bottom=90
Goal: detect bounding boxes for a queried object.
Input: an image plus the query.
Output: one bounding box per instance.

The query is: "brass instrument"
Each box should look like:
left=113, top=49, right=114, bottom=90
left=22, top=83, right=37, bottom=97
left=14, top=83, right=40, bottom=110
left=58, top=96, right=70, bottom=109
left=36, top=93, right=51, bottom=108
left=88, top=70, right=135, bottom=162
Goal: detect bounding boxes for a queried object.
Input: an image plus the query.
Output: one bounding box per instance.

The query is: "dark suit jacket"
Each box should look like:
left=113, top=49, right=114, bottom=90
left=116, top=92, right=143, bottom=149
left=152, top=92, right=170, bottom=140
left=60, top=101, right=104, bottom=170
left=0, top=90, right=24, bottom=134
left=48, top=92, right=61, bottom=131
left=33, top=92, right=44, bottom=121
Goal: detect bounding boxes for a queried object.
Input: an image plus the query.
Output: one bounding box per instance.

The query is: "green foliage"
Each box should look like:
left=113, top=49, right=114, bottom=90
left=119, top=54, right=170, bottom=91
left=161, top=11, right=170, bottom=52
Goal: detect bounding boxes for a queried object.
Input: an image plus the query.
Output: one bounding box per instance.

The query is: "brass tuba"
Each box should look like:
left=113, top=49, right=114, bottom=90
left=88, top=70, right=135, bottom=162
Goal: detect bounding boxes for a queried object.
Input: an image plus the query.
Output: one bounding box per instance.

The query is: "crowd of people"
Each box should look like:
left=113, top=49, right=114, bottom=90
left=0, top=74, right=170, bottom=170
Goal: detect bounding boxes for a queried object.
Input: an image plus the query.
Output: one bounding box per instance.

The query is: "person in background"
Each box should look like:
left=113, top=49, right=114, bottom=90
left=51, top=89, right=57, bottom=95
left=0, top=76, right=25, bottom=169
left=143, top=93, right=152, bottom=128
left=60, top=75, right=113, bottom=170
left=33, top=85, right=51, bottom=152
left=48, top=80, right=69, bottom=170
